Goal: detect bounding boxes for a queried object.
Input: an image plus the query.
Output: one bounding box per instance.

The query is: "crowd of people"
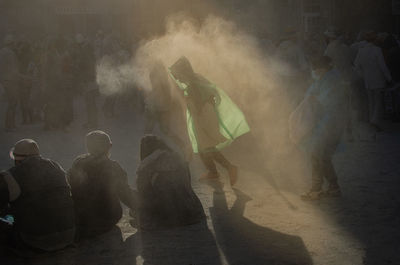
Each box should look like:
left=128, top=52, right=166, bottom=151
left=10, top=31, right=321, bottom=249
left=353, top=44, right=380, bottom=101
left=0, top=31, right=138, bottom=132
left=0, top=25, right=399, bottom=258
left=264, top=28, right=400, bottom=200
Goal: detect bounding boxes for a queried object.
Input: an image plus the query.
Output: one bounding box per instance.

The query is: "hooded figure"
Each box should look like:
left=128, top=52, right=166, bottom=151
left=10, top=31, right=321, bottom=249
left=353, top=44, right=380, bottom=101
left=136, top=135, right=205, bottom=230
left=169, top=57, right=250, bottom=185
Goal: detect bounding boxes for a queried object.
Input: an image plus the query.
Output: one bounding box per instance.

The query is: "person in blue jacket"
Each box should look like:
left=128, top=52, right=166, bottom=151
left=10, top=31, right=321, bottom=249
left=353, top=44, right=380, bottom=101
left=300, top=56, right=349, bottom=201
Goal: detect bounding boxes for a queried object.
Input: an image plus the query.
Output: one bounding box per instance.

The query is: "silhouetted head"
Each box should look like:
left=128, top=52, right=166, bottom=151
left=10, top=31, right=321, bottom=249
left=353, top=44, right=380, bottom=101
left=169, top=56, right=195, bottom=84
left=10, top=139, right=40, bottom=165
left=311, top=56, right=333, bottom=80
left=86, top=130, right=112, bottom=157
left=140, top=135, right=171, bottom=161
left=364, top=30, right=377, bottom=43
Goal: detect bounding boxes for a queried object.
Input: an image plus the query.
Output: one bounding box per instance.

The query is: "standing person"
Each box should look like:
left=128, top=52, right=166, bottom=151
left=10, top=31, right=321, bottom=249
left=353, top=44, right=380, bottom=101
left=0, top=139, right=75, bottom=254
left=16, top=40, right=34, bottom=125
left=0, top=35, right=21, bottom=131
left=275, top=29, right=310, bottom=109
left=42, top=38, right=64, bottom=130
left=324, top=28, right=354, bottom=81
left=57, top=38, right=74, bottom=129
left=169, top=57, right=250, bottom=186
left=67, top=130, right=137, bottom=239
left=324, top=28, right=357, bottom=141
left=144, top=60, right=186, bottom=151
left=290, top=56, right=348, bottom=201
left=351, top=30, right=369, bottom=59
left=72, top=34, right=98, bottom=129
left=354, top=31, right=392, bottom=131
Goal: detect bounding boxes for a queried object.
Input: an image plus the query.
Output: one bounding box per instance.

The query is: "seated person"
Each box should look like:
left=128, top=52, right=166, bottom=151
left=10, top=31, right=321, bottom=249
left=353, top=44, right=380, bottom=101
left=136, top=135, right=205, bottom=230
left=0, top=139, right=75, bottom=254
left=68, top=130, right=136, bottom=238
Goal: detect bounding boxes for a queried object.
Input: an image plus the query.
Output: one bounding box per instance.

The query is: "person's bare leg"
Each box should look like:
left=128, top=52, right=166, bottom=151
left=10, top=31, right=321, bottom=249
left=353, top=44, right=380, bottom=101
left=213, top=151, right=238, bottom=186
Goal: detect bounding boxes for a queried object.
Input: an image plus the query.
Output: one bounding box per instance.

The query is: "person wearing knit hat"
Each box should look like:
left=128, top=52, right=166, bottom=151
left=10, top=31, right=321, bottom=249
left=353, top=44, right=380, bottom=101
left=9, top=139, right=40, bottom=163
left=68, top=130, right=137, bottom=239
left=85, top=130, right=112, bottom=156
left=0, top=139, right=75, bottom=254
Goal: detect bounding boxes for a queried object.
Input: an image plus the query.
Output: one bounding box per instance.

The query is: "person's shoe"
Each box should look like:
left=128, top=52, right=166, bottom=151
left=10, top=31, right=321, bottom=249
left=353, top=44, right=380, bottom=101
left=228, top=165, right=238, bottom=186
left=300, top=190, right=324, bottom=201
left=199, top=172, right=219, bottom=181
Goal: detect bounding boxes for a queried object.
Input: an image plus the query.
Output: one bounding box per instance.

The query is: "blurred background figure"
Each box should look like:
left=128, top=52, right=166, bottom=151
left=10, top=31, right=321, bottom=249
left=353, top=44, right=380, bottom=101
left=42, top=38, right=73, bottom=131
left=16, top=37, right=34, bottom=125
left=0, top=35, right=21, bottom=132
left=275, top=28, right=310, bottom=110
left=354, top=31, right=392, bottom=132
left=323, top=27, right=357, bottom=141
left=72, top=34, right=98, bottom=129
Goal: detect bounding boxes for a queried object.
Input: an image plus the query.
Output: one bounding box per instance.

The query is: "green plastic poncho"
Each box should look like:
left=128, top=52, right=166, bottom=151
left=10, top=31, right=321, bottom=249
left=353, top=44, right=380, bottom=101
left=169, top=60, right=250, bottom=153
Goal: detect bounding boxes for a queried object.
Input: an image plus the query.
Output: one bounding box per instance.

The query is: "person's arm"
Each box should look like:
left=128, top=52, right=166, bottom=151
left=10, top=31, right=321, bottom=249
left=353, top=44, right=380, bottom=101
left=116, top=167, right=137, bottom=211
left=0, top=171, right=21, bottom=202
left=0, top=173, right=9, bottom=213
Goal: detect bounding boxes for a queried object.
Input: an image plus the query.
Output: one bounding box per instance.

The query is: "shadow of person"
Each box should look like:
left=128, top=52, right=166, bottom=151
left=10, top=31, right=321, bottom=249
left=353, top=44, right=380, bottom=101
left=123, top=220, right=221, bottom=265
left=209, top=181, right=313, bottom=265
left=0, top=226, right=129, bottom=265
left=74, top=227, right=129, bottom=265
left=222, top=133, right=299, bottom=211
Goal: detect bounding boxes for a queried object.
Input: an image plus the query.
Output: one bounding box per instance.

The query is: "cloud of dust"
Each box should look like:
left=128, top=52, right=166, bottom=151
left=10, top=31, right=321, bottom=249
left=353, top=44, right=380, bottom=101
left=97, top=14, right=310, bottom=193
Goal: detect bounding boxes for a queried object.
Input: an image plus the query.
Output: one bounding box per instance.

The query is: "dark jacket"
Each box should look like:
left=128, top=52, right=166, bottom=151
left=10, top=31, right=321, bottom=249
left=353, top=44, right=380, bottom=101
left=137, top=149, right=205, bottom=230
left=68, top=154, right=136, bottom=237
left=0, top=174, right=9, bottom=214
left=8, top=156, right=75, bottom=251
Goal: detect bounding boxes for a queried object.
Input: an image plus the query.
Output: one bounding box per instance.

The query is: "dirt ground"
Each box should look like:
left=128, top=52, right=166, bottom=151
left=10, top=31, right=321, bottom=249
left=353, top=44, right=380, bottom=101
left=0, top=97, right=399, bottom=265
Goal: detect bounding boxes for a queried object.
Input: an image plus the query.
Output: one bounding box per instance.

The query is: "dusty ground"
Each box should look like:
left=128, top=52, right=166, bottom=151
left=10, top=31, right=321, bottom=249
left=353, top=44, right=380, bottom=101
left=0, top=96, right=399, bottom=265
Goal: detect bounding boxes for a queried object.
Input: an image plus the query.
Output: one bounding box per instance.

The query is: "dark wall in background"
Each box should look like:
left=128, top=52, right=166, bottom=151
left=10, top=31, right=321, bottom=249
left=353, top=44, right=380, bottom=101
left=334, top=0, right=395, bottom=33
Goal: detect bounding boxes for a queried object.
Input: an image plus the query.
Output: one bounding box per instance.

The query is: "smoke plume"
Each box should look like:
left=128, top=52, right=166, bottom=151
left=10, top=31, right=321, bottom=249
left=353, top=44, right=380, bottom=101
left=97, top=14, right=309, bottom=193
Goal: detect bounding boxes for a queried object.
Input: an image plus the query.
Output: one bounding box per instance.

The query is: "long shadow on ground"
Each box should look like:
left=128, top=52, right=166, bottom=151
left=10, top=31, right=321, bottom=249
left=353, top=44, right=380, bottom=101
left=124, top=220, right=222, bottom=265
left=208, top=181, right=313, bottom=265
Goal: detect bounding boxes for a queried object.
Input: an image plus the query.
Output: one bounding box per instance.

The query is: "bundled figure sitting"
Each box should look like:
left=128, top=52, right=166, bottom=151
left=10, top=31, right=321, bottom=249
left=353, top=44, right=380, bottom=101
left=68, top=130, right=137, bottom=239
left=136, top=135, right=205, bottom=230
left=0, top=139, right=75, bottom=256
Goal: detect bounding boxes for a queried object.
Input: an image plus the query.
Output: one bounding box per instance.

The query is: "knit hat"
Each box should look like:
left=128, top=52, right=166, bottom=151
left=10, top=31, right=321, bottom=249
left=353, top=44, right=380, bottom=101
left=10, top=139, right=40, bottom=160
left=86, top=130, right=112, bottom=156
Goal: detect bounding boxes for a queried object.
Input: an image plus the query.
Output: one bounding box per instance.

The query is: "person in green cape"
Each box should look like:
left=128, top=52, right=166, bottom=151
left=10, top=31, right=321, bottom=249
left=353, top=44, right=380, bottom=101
left=169, top=56, right=250, bottom=186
